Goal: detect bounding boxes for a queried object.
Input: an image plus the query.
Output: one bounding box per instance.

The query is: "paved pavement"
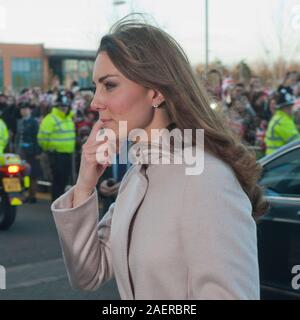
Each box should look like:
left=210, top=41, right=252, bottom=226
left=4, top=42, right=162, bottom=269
left=0, top=197, right=120, bottom=300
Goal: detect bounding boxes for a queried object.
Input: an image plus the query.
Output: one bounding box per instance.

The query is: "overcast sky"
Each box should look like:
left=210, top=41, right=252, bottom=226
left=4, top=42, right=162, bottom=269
left=0, top=0, right=299, bottom=66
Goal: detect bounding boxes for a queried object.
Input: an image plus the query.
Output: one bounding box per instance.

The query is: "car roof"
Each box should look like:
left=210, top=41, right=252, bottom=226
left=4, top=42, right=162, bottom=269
left=259, top=139, right=300, bottom=165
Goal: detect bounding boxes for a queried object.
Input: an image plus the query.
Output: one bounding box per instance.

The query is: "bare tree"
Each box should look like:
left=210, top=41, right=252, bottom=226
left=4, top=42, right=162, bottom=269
left=258, top=0, right=300, bottom=83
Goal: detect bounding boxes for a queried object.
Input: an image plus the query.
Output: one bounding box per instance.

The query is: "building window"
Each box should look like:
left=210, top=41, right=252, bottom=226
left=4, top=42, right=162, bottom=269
left=0, top=58, right=3, bottom=92
left=63, top=59, right=93, bottom=89
left=11, top=58, right=42, bottom=92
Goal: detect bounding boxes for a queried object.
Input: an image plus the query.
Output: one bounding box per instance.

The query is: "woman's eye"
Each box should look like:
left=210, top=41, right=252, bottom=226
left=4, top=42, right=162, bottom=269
left=104, top=82, right=116, bottom=90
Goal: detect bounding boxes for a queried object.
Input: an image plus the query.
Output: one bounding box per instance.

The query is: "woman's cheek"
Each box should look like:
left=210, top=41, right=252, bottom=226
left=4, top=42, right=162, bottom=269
left=109, top=97, right=132, bottom=116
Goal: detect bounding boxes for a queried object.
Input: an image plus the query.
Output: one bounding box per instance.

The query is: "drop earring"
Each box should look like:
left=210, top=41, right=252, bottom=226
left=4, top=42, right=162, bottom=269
left=153, top=103, right=159, bottom=108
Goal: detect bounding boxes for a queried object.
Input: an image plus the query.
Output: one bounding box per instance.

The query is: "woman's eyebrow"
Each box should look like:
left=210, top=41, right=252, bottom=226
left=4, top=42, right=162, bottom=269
left=92, top=74, right=119, bottom=84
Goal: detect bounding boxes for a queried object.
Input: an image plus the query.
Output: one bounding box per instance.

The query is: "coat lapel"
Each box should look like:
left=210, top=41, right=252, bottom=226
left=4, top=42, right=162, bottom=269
left=110, top=164, right=148, bottom=299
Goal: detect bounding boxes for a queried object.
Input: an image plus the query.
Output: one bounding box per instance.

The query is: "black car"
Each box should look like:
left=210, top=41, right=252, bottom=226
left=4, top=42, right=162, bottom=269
left=258, top=140, right=300, bottom=299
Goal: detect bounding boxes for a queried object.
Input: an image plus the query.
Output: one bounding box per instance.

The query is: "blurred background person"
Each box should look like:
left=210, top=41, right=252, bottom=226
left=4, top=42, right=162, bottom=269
left=37, top=91, right=76, bottom=201
left=0, top=117, right=9, bottom=154
left=278, top=71, right=298, bottom=98
left=248, top=76, right=263, bottom=103
left=205, top=69, right=223, bottom=101
left=98, top=140, right=132, bottom=217
left=268, top=94, right=278, bottom=116
left=265, top=87, right=300, bottom=155
left=294, top=109, right=300, bottom=132
left=226, top=97, right=257, bottom=145
left=232, top=83, right=256, bottom=117
left=0, top=93, right=19, bottom=151
left=75, top=108, right=98, bottom=176
left=251, top=91, right=271, bottom=122
left=15, top=101, right=41, bottom=203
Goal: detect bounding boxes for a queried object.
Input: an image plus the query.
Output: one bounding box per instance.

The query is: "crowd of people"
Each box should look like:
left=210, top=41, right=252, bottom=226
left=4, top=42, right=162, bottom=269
left=206, top=70, right=300, bottom=154
left=0, top=84, right=98, bottom=204
left=0, top=70, right=300, bottom=207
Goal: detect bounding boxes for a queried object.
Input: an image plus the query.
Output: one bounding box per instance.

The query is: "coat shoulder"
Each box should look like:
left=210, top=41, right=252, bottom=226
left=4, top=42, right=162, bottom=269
left=180, top=148, right=250, bottom=206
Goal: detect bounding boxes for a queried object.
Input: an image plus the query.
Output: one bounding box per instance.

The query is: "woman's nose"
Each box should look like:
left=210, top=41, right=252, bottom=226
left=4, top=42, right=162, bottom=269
left=90, top=93, right=106, bottom=112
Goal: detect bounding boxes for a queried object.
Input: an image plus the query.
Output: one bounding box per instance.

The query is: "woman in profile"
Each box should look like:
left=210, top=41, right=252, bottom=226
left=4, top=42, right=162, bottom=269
left=51, top=14, right=268, bottom=300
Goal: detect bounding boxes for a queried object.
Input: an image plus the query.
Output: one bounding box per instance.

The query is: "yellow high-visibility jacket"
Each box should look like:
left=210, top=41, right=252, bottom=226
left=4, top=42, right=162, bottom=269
left=0, top=118, right=9, bottom=154
left=38, top=107, right=76, bottom=153
left=265, top=110, right=300, bottom=155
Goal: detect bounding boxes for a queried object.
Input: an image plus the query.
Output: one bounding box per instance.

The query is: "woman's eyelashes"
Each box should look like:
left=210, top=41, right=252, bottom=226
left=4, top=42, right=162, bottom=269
left=104, top=82, right=117, bottom=91
left=92, top=82, right=117, bottom=93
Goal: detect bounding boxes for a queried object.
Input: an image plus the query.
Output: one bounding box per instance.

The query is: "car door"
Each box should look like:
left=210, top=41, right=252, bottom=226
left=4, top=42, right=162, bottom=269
left=258, top=146, right=300, bottom=299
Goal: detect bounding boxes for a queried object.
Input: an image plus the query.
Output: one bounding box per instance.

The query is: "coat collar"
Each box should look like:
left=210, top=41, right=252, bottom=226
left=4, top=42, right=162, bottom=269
left=127, top=122, right=180, bottom=168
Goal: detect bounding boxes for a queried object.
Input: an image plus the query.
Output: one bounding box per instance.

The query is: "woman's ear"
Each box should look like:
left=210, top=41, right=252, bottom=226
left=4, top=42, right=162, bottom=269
left=150, top=89, right=165, bottom=107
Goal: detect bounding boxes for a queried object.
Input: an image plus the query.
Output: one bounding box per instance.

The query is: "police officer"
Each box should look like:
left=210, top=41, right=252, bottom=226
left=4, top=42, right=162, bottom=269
left=38, top=91, right=76, bottom=201
left=0, top=94, right=9, bottom=154
left=0, top=118, right=9, bottom=154
left=265, top=87, right=300, bottom=155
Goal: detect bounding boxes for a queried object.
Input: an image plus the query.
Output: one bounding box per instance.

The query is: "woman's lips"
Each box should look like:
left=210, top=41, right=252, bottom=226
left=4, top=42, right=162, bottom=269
left=101, top=119, right=113, bottom=127
left=100, top=118, right=112, bottom=122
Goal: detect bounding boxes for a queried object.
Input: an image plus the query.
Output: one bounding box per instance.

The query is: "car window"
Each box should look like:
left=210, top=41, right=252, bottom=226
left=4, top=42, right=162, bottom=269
left=260, top=148, right=300, bottom=198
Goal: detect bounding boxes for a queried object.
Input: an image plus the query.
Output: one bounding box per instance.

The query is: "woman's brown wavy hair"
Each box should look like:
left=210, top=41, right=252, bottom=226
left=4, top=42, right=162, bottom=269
left=97, top=14, right=269, bottom=220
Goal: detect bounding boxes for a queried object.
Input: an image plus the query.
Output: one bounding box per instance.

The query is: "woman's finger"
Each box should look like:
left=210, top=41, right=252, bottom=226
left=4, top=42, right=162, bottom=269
left=88, top=119, right=104, bottom=140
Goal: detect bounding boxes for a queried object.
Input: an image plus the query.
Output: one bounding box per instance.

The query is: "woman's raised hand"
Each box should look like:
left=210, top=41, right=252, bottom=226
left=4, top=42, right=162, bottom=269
left=73, top=120, right=115, bottom=207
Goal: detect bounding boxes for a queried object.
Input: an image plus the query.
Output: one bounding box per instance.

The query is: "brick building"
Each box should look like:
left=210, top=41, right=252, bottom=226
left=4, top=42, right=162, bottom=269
left=0, top=43, right=95, bottom=93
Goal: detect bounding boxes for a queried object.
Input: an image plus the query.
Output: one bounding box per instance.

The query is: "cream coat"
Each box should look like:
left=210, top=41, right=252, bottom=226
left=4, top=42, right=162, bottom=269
left=51, top=144, right=260, bottom=300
